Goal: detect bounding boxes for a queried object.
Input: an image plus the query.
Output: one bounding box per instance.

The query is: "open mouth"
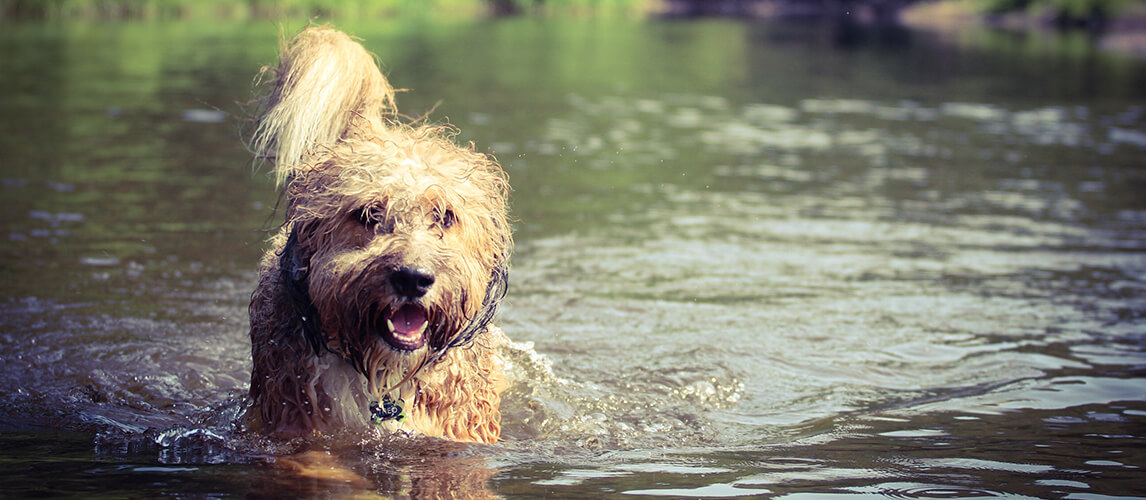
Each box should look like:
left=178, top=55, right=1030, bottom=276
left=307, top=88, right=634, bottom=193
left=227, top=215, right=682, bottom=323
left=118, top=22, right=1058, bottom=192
left=377, top=303, right=429, bottom=351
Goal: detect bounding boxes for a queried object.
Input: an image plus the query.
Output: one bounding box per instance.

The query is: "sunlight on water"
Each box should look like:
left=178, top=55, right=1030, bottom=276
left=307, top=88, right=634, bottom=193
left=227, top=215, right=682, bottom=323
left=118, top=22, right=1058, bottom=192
left=1, top=17, right=1145, bottom=499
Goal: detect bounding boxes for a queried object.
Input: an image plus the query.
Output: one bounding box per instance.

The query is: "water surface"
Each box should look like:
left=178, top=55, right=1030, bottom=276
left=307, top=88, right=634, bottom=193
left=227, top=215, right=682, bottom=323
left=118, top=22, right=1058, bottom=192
left=2, top=17, right=1145, bottom=498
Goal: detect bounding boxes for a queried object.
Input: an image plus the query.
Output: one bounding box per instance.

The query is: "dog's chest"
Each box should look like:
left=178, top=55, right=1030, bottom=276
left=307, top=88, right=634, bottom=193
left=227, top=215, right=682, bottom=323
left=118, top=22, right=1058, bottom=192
left=312, top=356, right=419, bottom=434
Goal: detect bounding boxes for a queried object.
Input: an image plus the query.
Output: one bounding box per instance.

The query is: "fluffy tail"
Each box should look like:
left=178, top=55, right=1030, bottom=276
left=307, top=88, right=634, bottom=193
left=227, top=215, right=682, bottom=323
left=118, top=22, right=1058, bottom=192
left=251, top=25, right=396, bottom=186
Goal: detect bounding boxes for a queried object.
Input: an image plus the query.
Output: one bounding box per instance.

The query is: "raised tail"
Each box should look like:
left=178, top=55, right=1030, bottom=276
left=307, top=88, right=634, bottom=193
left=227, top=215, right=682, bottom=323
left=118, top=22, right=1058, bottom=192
left=251, top=25, right=396, bottom=186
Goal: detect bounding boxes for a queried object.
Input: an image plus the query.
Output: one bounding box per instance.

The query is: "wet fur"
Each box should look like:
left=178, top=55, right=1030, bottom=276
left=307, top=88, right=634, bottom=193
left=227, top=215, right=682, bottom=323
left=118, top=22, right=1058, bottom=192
left=246, top=25, right=512, bottom=443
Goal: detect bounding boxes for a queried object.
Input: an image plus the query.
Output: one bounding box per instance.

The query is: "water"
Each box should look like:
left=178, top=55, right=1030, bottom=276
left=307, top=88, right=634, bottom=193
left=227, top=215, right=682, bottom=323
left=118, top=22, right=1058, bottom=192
left=2, top=17, right=1145, bottom=499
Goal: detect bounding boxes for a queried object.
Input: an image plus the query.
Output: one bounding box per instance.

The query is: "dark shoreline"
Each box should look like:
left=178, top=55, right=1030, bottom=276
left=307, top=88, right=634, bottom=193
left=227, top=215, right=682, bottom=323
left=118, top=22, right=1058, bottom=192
left=3, top=0, right=1145, bottom=58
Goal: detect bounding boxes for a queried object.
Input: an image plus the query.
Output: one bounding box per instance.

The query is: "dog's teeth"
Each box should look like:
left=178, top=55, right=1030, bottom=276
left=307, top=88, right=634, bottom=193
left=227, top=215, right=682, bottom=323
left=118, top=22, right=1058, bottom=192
left=417, top=321, right=428, bottom=334
left=386, top=319, right=395, bottom=332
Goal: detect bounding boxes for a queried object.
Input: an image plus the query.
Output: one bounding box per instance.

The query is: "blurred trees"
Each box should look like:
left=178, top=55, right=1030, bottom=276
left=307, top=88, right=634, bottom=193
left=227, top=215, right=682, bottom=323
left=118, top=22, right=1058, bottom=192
left=1, top=0, right=1142, bottom=26
left=976, top=0, right=1138, bottom=25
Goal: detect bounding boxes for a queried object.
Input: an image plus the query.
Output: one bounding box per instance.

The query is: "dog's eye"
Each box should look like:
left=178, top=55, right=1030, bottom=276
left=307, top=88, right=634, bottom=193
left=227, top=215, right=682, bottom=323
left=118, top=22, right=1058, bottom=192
left=436, top=209, right=456, bottom=230
left=355, top=207, right=374, bottom=226
left=355, top=205, right=387, bottom=231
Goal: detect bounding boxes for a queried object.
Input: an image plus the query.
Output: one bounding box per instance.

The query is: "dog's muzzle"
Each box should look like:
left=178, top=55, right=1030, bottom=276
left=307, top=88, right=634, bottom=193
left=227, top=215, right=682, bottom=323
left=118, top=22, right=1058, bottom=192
left=389, top=266, right=434, bottom=299
left=375, top=266, right=434, bottom=351
left=381, top=303, right=429, bottom=351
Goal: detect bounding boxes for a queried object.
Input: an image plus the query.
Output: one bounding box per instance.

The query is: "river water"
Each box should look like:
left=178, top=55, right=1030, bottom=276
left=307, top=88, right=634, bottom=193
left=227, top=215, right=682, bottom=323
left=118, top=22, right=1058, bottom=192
left=2, top=17, right=1145, bottom=499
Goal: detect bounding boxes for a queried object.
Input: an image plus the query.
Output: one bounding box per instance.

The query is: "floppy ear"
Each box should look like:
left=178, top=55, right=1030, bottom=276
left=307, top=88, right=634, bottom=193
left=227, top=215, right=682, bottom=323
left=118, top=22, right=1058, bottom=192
left=247, top=223, right=328, bottom=437
left=279, top=224, right=325, bottom=356
left=428, top=262, right=508, bottom=358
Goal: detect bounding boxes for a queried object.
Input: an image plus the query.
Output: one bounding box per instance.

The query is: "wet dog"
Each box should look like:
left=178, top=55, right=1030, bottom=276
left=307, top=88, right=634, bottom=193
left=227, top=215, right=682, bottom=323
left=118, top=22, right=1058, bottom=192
left=245, top=25, right=512, bottom=443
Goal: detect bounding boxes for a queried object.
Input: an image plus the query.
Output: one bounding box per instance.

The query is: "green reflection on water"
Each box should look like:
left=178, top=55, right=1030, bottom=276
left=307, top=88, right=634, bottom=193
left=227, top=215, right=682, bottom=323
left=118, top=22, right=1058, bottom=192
left=3, top=15, right=1145, bottom=302
left=0, top=16, right=1144, bottom=498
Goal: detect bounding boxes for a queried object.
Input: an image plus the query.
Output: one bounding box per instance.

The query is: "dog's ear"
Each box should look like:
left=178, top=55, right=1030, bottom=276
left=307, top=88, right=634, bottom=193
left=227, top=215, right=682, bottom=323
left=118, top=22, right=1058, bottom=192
left=491, top=212, right=513, bottom=273
left=279, top=224, right=325, bottom=356
left=429, top=261, right=508, bottom=357
left=488, top=261, right=510, bottom=308
left=476, top=212, right=511, bottom=335
left=279, top=224, right=309, bottom=305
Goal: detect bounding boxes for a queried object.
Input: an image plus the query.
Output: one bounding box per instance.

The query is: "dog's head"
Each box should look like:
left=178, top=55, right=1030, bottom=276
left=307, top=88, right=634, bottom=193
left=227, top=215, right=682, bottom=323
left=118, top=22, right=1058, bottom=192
left=276, top=126, right=511, bottom=383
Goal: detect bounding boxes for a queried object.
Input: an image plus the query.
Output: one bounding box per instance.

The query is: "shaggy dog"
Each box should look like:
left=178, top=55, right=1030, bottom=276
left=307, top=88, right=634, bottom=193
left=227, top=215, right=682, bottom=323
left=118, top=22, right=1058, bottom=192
left=245, top=26, right=512, bottom=444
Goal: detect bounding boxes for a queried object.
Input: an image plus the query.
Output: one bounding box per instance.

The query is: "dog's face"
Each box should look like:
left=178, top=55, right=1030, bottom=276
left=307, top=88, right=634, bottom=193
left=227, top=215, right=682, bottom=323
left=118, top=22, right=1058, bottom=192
left=278, top=130, right=511, bottom=382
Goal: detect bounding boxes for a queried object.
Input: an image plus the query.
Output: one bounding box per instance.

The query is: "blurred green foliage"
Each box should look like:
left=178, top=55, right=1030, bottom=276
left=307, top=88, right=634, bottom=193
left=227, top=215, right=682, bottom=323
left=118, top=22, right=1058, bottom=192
left=0, top=0, right=650, bottom=18
left=1, top=0, right=469, bottom=18
left=975, top=0, right=1138, bottom=22
left=2, top=0, right=1142, bottom=25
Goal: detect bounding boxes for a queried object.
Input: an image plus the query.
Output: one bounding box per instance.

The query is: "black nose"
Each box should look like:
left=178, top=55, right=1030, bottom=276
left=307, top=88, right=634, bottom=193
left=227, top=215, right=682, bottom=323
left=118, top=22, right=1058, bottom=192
left=390, top=266, right=434, bottom=298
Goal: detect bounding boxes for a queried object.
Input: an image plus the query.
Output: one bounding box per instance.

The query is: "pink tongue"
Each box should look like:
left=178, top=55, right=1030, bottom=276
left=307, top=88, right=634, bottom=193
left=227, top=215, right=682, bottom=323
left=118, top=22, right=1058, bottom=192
left=390, top=304, right=427, bottom=335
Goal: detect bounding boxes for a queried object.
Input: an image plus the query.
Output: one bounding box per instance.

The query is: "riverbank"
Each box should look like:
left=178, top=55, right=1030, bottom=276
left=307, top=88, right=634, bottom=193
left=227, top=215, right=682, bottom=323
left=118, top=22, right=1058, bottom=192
left=901, top=0, right=1146, bottom=57
left=0, top=0, right=653, bottom=20
left=4, top=0, right=1146, bottom=58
